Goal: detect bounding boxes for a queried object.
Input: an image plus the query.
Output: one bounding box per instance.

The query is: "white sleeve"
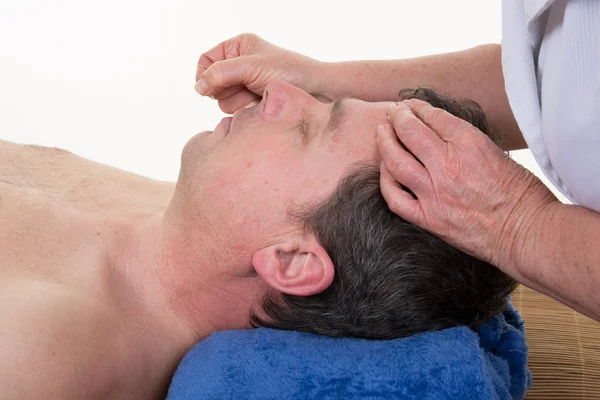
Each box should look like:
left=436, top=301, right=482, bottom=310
left=501, top=0, right=600, bottom=212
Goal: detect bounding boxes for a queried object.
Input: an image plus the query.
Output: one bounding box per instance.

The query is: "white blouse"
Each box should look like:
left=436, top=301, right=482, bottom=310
left=501, top=0, right=600, bottom=212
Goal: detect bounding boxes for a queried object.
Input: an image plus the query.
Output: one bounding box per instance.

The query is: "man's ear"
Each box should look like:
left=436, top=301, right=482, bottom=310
left=252, top=235, right=334, bottom=296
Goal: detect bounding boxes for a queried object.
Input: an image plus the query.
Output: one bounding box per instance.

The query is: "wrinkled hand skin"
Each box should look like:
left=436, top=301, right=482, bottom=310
left=377, top=99, right=558, bottom=267
left=195, top=33, right=324, bottom=114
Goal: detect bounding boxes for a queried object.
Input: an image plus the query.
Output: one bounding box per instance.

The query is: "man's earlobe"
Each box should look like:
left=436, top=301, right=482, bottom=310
left=252, top=236, right=334, bottom=296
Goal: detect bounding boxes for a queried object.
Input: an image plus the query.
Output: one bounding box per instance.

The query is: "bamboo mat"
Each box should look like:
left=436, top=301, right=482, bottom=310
left=512, top=285, right=600, bottom=399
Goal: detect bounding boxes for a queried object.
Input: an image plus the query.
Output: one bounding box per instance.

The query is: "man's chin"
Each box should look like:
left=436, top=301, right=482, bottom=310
left=183, top=131, right=211, bottom=153
left=180, top=131, right=212, bottom=167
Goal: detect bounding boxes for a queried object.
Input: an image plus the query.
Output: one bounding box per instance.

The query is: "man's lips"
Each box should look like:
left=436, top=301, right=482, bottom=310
left=205, top=100, right=259, bottom=137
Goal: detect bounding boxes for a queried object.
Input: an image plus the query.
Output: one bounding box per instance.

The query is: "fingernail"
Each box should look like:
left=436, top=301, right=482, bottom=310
left=194, top=79, right=208, bottom=95
left=402, top=99, right=414, bottom=107
left=377, top=124, right=385, bottom=137
left=387, top=103, right=397, bottom=114
left=243, top=100, right=260, bottom=109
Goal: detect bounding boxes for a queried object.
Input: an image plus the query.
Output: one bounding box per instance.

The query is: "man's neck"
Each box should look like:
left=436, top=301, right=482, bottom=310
left=108, top=210, right=267, bottom=353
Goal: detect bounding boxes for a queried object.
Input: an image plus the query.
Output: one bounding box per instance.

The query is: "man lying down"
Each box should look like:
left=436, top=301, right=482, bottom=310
left=0, top=80, right=516, bottom=399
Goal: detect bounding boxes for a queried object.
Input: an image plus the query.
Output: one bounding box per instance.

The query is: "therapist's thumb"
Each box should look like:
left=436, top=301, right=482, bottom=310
left=195, top=56, right=261, bottom=97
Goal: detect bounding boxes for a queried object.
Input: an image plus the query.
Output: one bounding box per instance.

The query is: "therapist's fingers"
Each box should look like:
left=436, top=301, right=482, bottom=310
left=404, top=99, right=482, bottom=144
left=196, top=33, right=259, bottom=82
left=387, top=102, right=443, bottom=164
left=379, top=161, right=420, bottom=221
left=218, top=89, right=262, bottom=114
left=376, top=124, right=430, bottom=196
left=196, top=57, right=258, bottom=98
left=207, top=84, right=244, bottom=101
left=197, top=43, right=228, bottom=82
left=379, top=97, right=560, bottom=265
left=198, top=82, right=252, bottom=103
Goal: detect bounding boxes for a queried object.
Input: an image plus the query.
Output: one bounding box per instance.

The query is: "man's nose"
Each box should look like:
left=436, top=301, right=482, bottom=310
left=262, top=80, right=315, bottom=119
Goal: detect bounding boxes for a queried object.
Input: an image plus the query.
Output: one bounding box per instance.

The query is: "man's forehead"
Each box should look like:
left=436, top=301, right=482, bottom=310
left=320, top=97, right=392, bottom=144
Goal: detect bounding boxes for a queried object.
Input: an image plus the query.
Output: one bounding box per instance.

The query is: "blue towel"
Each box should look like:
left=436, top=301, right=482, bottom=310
left=167, top=303, right=531, bottom=400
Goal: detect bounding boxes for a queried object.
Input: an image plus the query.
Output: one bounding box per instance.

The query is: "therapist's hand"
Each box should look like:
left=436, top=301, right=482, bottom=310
left=377, top=99, right=557, bottom=266
left=196, top=33, right=325, bottom=113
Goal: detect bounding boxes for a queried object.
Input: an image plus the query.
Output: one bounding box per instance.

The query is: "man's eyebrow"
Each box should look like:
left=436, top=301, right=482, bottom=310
left=325, top=98, right=346, bottom=136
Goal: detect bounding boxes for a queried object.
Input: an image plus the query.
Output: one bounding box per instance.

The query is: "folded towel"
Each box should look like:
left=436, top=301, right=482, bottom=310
left=167, top=302, right=531, bottom=400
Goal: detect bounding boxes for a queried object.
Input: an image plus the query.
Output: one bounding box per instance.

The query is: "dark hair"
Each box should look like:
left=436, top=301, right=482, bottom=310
left=251, top=88, right=516, bottom=340
left=397, top=88, right=502, bottom=147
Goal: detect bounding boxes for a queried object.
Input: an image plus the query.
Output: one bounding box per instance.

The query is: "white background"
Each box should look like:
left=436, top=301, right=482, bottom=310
left=0, top=0, right=567, bottom=201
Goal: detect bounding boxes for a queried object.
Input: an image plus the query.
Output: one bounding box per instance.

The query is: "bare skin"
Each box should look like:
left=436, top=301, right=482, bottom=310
left=379, top=100, right=600, bottom=322
left=0, top=140, right=187, bottom=399
left=0, top=140, right=274, bottom=399
left=0, top=80, right=395, bottom=399
left=195, top=34, right=526, bottom=150
left=195, top=33, right=600, bottom=321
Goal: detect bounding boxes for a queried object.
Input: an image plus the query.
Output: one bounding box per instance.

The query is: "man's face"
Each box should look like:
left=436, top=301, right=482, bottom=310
left=181, top=80, right=392, bottom=254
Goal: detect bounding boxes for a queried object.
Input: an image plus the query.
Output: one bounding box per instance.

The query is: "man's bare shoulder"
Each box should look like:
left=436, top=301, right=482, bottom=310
left=0, top=138, right=174, bottom=211
left=0, top=279, right=132, bottom=400
left=0, top=138, right=128, bottom=187
left=0, top=139, right=76, bottom=186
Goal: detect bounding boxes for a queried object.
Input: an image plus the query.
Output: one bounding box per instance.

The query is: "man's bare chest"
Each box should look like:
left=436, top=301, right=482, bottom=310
left=0, top=139, right=173, bottom=279
left=0, top=140, right=178, bottom=398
